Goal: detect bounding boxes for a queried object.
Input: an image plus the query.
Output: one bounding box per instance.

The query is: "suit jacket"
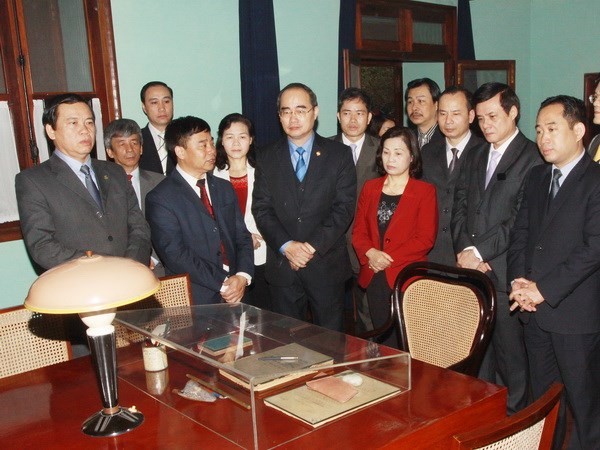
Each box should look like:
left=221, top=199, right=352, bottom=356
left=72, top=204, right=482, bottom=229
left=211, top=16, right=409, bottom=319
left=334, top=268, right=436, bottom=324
left=252, top=133, right=357, bottom=286
left=139, top=169, right=165, bottom=216
left=139, top=125, right=175, bottom=175
left=331, top=132, right=381, bottom=273
left=352, top=176, right=437, bottom=288
left=452, top=131, right=543, bottom=293
left=15, top=154, right=151, bottom=270
left=587, top=133, right=600, bottom=160
left=213, top=163, right=267, bottom=265
left=507, top=153, right=600, bottom=334
left=422, top=133, right=484, bottom=265
left=145, top=170, right=254, bottom=304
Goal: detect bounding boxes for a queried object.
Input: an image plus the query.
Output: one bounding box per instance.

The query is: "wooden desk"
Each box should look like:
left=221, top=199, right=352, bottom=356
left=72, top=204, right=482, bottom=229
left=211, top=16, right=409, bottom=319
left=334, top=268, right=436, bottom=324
left=0, top=347, right=506, bottom=449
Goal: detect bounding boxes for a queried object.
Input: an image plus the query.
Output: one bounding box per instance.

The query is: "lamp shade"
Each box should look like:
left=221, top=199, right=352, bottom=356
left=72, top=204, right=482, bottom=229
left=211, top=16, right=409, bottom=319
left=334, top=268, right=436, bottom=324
left=24, top=253, right=160, bottom=314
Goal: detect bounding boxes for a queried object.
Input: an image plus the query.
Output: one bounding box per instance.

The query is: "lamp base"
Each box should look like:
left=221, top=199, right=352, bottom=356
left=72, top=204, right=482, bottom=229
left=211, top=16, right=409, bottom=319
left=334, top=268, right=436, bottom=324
left=81, top=406, right=143, bottom=437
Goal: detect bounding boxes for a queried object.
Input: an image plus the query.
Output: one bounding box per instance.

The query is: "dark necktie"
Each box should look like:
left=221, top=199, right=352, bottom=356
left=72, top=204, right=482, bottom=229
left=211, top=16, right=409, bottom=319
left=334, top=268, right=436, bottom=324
left=127, top=174, right=133, bottom=183
left=295, top=147, right=307, bottom=182
left=549, top=168, right=562, bottom=207
left=80, top=165, right=103, bottom=212
left=449, top=147, right=458, bottom=173
left=196, top=179, right=228, bottom=266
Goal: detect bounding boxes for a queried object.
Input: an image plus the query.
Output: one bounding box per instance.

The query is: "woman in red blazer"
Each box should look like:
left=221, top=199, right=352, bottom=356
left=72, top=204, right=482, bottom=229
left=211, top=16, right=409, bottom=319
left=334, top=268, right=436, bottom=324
left=352, top=126, right=438, bottom=346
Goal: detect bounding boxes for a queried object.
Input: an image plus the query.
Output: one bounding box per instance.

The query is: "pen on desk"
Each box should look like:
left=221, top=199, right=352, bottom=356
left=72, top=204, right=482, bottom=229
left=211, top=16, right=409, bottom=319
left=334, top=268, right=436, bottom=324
left=258, top=356, right=299, bottom=361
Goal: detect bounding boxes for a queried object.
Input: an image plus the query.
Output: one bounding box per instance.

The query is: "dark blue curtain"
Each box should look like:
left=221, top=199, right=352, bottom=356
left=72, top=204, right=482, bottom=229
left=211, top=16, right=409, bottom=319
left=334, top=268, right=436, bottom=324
left=239, top=1, right=281, bottom=147
left=457, top=0, right=475, bottom=60
left=337, top=0, right=356, bottom=96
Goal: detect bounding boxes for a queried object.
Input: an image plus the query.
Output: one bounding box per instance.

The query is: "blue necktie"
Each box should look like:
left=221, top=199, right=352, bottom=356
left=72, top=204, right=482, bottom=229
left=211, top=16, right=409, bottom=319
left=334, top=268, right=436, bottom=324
left=295, top=147, right=307, bottom=182
left=80, top=165, right=104, bottom=212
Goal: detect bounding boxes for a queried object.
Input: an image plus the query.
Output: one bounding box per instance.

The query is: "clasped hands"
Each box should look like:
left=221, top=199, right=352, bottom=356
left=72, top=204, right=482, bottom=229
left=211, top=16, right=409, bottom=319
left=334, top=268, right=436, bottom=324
left=365, top=248, right=393, bottom=273
left=284, top=241, right=316, bottom=271
left=509, top=278, right=544, bottom=312
left=220, top=275, right=247, bottom=303
left=456, top=249, right=491, bottom=273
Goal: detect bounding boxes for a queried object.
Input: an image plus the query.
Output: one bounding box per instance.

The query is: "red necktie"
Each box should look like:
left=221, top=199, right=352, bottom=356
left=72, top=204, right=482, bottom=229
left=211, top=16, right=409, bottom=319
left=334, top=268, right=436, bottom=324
left=127, top=174, right=133, bottom=183
left=197, top=179, right=228, bottom=266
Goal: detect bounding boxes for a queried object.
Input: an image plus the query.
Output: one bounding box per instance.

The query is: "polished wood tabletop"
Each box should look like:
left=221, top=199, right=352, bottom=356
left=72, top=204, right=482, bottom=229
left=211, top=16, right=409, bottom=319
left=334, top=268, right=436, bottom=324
left=0, top=344, right=506, bottom=449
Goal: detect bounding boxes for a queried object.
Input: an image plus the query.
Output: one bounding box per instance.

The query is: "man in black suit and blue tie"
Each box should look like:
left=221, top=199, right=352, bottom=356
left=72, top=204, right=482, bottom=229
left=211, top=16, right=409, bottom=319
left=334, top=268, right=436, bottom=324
left=146, top=116, right=253, bottom=305
left=253, top=83, right=357, bottom=331
left=509, top=96, right=600, bottom=450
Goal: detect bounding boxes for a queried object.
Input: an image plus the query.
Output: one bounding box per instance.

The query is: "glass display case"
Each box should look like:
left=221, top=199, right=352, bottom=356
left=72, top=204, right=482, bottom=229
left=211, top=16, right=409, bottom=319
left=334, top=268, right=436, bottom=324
left=115, top=304, right=411, bottom=450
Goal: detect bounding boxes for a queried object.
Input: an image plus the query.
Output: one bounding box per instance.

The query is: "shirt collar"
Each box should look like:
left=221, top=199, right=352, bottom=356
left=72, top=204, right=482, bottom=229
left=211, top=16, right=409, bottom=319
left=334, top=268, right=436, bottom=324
left=342, top=133, right=366, bottom=149
left=489, top=128, right=519, bottom=156
left=54, top=149, right=93, bottom=174
left=446, top=131, right=472, bottom=154
left=552, top=149, right=585, bottom=185
left=288, top=132, right=315, bottom=161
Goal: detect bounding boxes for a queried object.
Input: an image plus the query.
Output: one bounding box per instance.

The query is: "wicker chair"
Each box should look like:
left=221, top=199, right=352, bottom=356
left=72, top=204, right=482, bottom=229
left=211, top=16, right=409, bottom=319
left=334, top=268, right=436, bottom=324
left=361, top=261, right=496, bottom=376
left=115, top=273, right=192, bottom=347
left=0, top=306, right=71, bottom=378
left=452, top=383, right=563, bottom=449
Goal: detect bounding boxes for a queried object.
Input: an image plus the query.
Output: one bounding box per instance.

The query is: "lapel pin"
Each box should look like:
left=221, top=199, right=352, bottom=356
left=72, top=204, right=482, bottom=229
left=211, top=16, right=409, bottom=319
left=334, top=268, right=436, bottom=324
left=316, top=151, right=321, bottom=156
left=103, top=175, right=109, bottom=180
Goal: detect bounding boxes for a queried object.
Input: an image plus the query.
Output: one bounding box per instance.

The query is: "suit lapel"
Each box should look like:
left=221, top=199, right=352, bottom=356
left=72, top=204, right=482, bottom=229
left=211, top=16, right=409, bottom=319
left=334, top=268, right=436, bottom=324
left=50, top=155, right=100, bottom=210
left=92, top=161, right=112, bottom=207
left=172, top=170, right=213, bottom=220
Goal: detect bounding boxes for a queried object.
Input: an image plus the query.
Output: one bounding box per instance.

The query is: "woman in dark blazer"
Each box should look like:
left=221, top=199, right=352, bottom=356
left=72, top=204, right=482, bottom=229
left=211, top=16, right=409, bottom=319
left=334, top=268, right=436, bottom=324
left=352, top=126, right=438, bottom=346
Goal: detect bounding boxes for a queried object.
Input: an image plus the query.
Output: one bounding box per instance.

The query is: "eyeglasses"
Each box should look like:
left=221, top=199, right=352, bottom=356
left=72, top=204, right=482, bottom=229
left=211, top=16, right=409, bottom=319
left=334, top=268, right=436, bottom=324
left=589, top=94, right=599, bottom=103
left=279, top=107, right=314, bottom=119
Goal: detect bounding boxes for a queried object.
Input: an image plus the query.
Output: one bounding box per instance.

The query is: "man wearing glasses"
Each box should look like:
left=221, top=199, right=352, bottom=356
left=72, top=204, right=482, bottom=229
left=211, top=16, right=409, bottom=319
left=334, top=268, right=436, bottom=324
left=253, top=83, right=357, bottom=331
left=587, top=76, right=600, bottom=160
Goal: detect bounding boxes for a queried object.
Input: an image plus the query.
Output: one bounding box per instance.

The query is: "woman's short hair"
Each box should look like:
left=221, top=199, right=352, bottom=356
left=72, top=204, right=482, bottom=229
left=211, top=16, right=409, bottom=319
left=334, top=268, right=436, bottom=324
left=375, top=126, right=422, bottom=178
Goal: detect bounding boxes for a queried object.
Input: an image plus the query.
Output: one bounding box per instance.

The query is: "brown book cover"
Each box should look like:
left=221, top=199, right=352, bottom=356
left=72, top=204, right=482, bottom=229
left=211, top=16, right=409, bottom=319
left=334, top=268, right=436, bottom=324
left=264, top=370, right=401, bottom=427
left=218, top=343, right=333, bottom=392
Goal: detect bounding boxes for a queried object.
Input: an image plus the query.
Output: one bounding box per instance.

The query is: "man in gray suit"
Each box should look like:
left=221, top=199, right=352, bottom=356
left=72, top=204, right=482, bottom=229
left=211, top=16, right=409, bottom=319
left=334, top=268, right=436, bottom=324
left=452, top=82, right=543, bottom=414
left=331, top=87, right=380, bottom=332
left=422, top=86, right=483, bottom=266
left=15, top=94, right=151, bottom=354
left=104, top=118, right=165, bottom=275
left=16, top=94, right=151, bottom=271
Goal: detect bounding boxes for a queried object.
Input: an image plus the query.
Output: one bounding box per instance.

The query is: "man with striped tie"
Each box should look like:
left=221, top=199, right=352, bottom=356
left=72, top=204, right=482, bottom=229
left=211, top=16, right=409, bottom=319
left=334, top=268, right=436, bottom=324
left=139, top=81, right=176, bottom=175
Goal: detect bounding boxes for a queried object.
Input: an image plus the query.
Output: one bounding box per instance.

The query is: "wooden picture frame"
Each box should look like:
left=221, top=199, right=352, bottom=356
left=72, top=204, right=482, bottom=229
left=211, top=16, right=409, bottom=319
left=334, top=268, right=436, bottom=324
left=456, top=60, right=516, bottom=93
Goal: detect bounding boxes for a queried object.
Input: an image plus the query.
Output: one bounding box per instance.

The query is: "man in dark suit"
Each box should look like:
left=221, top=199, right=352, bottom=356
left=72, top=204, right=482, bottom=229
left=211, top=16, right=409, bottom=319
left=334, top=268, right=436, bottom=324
left=15, top=94, right=152, bottom=355
left=331, top=87, right=380, bottom=332
left=146, top=116, right=253, bottom=305
left=406, top=78, right=445, bottom=149
left=508, top=96, right=600, bottom=450
left=104, top=118, right=165, bottom=275
left=139, top=81, right=176, bottom=175
left=452, top=82, right=543, bottom=414
left=587, top=76, right=600, bottom=159
left=253, top=83, right=357, bottom=331
left=422, top=86, right=483, bottom=266
left=15, top=94, right=151, bottom=271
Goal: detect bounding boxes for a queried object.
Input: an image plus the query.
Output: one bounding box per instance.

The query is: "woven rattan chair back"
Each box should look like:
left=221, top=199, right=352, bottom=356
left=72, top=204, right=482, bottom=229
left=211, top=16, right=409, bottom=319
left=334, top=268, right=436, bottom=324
left=452, top=383, right=563, bottom=450
left=0, top=306, right=71, bottom=378
left=115, top=273, right=192, bottom=348
left=391, top=262, right=496, bottom=376
left=402, top=279, right=481, bottom=369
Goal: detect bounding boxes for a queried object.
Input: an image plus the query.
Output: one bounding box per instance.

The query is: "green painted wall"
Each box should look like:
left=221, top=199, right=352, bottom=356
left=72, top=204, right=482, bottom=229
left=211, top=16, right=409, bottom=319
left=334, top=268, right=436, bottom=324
left=2, top=0, right=599, bottom=308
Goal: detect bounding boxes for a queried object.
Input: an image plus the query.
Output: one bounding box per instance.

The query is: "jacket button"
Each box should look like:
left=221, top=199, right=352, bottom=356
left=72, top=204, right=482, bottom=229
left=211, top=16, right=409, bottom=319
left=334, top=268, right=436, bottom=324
left=385, top=238, right=391, bottom=243
left=442, top=227, right=448, bottom=232
left=471, top=233, right=477, bottom=238
left=297, top=218, right=302, bottom=223
left=443, top=208, right=449, bottom=213
left=108, top=235, right=113, bottom=241
left=536, top=245, right=543, bottom=251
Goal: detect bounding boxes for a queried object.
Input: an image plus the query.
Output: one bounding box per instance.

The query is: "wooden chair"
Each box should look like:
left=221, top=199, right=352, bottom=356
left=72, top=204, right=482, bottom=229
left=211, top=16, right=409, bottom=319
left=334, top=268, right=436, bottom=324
left=452, top=383, right=563, bottom=449
left=361, top=261, right=496, bottom=376
left=0, top=305, right=71, bottom=378
left=115, top=273, right=192, bottom=347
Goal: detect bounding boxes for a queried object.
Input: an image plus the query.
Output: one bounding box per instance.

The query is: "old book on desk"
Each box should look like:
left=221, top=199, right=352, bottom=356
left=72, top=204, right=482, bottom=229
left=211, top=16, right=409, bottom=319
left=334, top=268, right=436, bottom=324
left=264, top=370, right=401, bottom=427
left=200, top=334, right=253, bottom=357
left=219, top=343, right=333, bottom=392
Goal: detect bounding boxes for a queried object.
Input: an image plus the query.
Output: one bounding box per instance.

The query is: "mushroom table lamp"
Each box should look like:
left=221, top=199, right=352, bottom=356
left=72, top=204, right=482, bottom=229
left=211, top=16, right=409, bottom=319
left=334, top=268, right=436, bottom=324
left=24, top=252, right=160, bottom=437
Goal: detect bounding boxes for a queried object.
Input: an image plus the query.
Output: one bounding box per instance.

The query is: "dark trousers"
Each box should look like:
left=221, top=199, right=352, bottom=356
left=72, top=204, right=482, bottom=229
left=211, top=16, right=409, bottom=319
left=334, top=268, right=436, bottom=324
left=365, top=271, right=398, bottom=348
left=246, top=264, right=272, bottom=311
left=524, top=315, right=600, bottom=450
left=478, top=291, right=530, bottom=415
left=269, top=274, right=345, bottom=332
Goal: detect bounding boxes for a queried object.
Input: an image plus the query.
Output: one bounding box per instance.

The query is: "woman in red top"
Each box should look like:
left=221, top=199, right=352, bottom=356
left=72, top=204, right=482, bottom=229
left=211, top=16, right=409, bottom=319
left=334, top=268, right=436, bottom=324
left=352, top=126, right=437, bottom=346
left=213, top=113, right=270, bottom=310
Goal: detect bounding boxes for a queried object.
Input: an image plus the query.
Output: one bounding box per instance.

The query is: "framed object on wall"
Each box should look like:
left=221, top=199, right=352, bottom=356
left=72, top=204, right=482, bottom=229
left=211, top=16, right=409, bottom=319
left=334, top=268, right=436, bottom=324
left=456, top=60, right=516, bottom=93
left=584, top=72, right=599, bottom=148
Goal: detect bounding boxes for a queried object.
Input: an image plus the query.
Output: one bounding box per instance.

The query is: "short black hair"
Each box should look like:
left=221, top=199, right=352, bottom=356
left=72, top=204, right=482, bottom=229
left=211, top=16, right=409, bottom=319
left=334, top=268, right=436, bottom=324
left=539, top=95, right=586, bottom=129
left=439, top=86, right=474, bottom=110
left=405, top=78, right=441, bottom=103
left=338, top=87, right=372, bottom=112
left=215, top=113, right=257, bottom=170
left=42, top=93, right=94, bottom=130
left=103, top=118, right=142, bottom=149
left=164, top=116, right=210, bottom=155
left=376, top=126, right=422, bottom=178
left=277, top=82, right=318, bottom=111
left=140, top=81, right=173, bottom=103
left=473, top=82, right=520, bottom=124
